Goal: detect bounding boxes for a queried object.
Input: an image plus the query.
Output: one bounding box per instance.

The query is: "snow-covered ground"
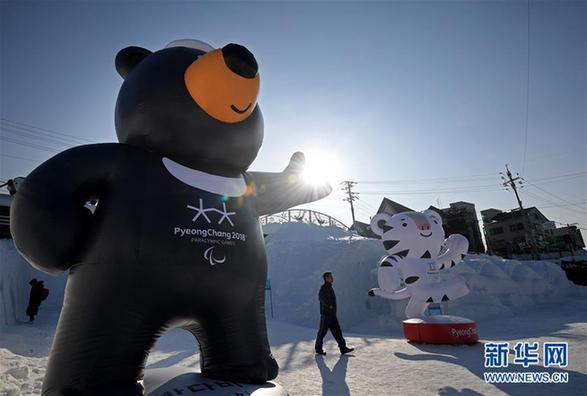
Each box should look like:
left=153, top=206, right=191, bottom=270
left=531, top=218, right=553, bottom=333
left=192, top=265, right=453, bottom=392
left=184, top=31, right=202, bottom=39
left=2, top=304, right=586, bottom=395
left=1, top=223, right=586, bottom=395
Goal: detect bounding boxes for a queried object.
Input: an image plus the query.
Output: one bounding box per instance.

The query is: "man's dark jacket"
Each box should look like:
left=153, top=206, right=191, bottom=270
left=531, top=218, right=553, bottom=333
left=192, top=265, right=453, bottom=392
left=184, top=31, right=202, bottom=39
left=319, top=283, right=337, bottom=316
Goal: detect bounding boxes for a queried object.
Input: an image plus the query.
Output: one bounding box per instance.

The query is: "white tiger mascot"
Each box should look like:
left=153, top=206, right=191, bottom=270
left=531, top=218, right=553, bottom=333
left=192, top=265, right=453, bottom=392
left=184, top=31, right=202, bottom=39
left=367, top=209, right=471, bottom=318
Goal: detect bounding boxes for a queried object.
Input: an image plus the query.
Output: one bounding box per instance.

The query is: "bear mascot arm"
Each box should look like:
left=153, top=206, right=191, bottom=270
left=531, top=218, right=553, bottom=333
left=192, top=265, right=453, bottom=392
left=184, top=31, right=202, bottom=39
left=10, top=143, right=135, bottom=274
left=248, top=152, right=332, bottom=216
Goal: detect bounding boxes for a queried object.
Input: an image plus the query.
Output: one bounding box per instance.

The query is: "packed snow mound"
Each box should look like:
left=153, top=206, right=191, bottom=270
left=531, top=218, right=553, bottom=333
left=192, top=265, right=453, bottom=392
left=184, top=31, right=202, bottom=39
left=1, top=239, right=31, bottom=328
left=263, top=221, right=359, bottom=242
left=561, top=250, right=587, bottom=262
left=0, top=239, right=67, bottom=329
left=264, top=222, right=587, bottom=334
left=441, top=256, right=585, bottom=320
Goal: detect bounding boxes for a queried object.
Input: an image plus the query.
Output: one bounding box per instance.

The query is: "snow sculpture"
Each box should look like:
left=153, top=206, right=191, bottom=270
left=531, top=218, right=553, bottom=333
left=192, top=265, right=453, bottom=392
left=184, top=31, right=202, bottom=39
left=10, top=39, right=330, bottom=394
left=368, top=210, right=471, bottom=318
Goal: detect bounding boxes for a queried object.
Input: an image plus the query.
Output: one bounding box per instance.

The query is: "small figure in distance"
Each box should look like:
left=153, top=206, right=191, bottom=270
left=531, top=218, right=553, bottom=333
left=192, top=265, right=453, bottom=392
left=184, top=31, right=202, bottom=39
left=315, top=272, right=354, bottom=355
left=26, top=278, right=48, bottom=323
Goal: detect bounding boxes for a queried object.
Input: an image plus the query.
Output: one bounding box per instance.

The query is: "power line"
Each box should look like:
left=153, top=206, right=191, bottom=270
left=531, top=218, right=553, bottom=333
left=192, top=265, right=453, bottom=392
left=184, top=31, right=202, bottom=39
left=353, top=198, right=377, bottom=218
left=525, top=181, right=587, bottom=215
left=352, top=202, right=374, bottom=221
left=1, top=154, right=44, bottom=164
left=352, top=170, right=584, bottom=197
left=0, top=136, right=62, bottom=154
left=0, top=119, right=103, bottom=167
left=356, top=174, right=496, bottom=185
left=356, top=184, right=502, bottom=194
left=526, top=181, right=583, bottom=205
left=523, top=189, right=587, bottom=216
left=355, top=196, right=378, bottom=212
left=527, top=172, right=587, bottom=184
left=354, top=171, right=585, bottom=188
left=357, top=189, right=503, bottom=196
left=1, top=118, right=96, bottom=144
left=537, top=201, right=587, bottom=210
left=2, top=126, right=78, bottom=149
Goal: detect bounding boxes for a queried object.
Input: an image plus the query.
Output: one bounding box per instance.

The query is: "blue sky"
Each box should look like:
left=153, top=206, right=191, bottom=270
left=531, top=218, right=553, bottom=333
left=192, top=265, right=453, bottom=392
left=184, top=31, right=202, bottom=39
left=1, top=0, right=585, bottom=241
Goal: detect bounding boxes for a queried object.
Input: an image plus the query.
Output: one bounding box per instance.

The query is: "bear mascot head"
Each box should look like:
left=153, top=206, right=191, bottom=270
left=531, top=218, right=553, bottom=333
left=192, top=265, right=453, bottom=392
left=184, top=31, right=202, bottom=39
left=10, top=39, right=331, bottom=395
left=115, top=39, right=263, bottom=176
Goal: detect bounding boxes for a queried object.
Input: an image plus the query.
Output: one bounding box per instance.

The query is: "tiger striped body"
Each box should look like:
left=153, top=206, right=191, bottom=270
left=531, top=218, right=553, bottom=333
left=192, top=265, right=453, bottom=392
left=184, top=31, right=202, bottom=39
left=368, top=210, right=471, bottom=318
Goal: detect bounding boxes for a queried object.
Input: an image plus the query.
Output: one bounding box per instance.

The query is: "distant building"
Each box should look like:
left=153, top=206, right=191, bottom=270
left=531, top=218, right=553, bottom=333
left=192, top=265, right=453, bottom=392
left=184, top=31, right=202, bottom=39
left=481, top=207, right=549, bottom=258
left=350, top=198, right=415, bottom=238
left=350, top=220, right=378, bottom=238
left=543, top=224, right=585, bottom=255
left=376, top=198, right=413, bottom=216
left=431, top=202, right=485, bottom=253
left=480, top=208, right=501, bottom=223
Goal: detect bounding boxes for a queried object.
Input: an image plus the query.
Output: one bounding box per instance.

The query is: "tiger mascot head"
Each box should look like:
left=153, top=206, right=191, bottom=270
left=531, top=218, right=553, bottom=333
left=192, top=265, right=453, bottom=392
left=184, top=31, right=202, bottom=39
left=370, top=209, right=445, bottom=259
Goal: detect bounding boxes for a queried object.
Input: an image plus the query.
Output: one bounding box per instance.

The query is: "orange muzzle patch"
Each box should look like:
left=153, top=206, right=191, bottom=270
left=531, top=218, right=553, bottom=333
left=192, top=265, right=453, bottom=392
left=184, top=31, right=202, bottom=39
left=184, top=49, right=260, bottom=123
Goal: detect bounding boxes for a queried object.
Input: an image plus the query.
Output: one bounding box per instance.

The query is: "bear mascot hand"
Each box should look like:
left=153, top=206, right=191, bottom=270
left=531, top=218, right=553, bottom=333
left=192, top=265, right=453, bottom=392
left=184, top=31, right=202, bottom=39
left=248, top=151, right=332, bottom=216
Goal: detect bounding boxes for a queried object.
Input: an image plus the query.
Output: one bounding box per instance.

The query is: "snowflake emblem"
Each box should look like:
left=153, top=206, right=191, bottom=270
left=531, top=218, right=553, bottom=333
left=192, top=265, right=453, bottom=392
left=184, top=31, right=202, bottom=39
left=187, top=199, right=236, bottom=226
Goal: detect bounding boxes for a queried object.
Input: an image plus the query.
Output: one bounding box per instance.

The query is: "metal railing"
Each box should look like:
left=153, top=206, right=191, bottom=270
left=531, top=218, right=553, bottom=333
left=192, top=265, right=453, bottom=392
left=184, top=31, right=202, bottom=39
left=260, top=209, right=348, bottom=230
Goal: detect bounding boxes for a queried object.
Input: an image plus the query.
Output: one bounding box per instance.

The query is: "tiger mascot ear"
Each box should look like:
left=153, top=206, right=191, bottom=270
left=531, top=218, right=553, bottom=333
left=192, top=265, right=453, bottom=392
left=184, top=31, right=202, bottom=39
left=370, top=213, right=394, bottom=237
left=423, top=209, right=441, bottom=219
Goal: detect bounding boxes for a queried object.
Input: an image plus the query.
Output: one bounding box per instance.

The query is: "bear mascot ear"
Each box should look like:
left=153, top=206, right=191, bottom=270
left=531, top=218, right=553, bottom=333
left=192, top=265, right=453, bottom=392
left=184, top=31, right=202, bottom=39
left=370, top=213, right=394, bottom=237
left=115, top=46, right=153, bottom=79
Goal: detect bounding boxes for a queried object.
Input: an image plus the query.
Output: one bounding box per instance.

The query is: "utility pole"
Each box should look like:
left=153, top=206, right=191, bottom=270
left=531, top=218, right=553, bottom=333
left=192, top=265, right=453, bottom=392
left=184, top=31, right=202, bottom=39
left=341, top=181, right=358, bottom=225
left=500, top=165, right=539, bottom=260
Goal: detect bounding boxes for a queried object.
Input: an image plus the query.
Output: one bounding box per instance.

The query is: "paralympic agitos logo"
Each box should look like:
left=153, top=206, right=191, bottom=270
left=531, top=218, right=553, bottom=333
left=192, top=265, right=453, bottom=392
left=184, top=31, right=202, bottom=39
left=204, top=246, right=226, bottom=266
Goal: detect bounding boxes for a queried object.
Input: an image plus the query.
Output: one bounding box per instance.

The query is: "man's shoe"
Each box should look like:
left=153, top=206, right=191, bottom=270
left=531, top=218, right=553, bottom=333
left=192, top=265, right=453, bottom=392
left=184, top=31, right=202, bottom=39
left=340, top=347, right=354, bottom=354
left=315, top=350, right=326, bottom=355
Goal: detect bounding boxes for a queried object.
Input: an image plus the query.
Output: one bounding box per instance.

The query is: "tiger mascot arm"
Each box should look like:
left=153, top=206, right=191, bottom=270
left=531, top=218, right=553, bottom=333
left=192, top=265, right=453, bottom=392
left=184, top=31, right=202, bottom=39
left=368, top=255, right=411, bottom=300
left=436, top=233, right=469, bottom=271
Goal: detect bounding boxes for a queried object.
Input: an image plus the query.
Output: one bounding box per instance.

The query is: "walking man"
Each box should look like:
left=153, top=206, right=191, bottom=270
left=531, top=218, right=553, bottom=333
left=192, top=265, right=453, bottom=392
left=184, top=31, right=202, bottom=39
left=315, top=272, right=354, bottom=355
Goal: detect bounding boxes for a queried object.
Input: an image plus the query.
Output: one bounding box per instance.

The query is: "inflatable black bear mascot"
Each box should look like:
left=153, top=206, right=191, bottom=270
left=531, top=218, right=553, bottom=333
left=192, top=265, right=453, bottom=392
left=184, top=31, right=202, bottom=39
left=11, top=39, right=331, bottom=395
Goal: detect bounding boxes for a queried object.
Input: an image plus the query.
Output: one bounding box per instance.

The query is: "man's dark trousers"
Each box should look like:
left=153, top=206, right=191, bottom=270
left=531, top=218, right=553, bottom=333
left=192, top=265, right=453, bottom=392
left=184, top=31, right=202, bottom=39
left=315, top=314, right=346, bottom=352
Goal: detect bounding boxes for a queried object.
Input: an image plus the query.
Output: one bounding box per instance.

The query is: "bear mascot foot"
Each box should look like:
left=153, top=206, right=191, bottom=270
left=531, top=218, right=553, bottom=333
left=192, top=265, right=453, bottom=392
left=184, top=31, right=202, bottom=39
left=144, top=367, right=288, bottom=396
left=202, top=354, right=279, bottom=384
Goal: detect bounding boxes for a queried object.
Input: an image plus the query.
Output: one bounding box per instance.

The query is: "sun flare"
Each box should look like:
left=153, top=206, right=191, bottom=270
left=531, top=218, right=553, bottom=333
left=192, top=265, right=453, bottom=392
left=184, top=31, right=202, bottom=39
left=301, top=150, right=341, bottom=186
